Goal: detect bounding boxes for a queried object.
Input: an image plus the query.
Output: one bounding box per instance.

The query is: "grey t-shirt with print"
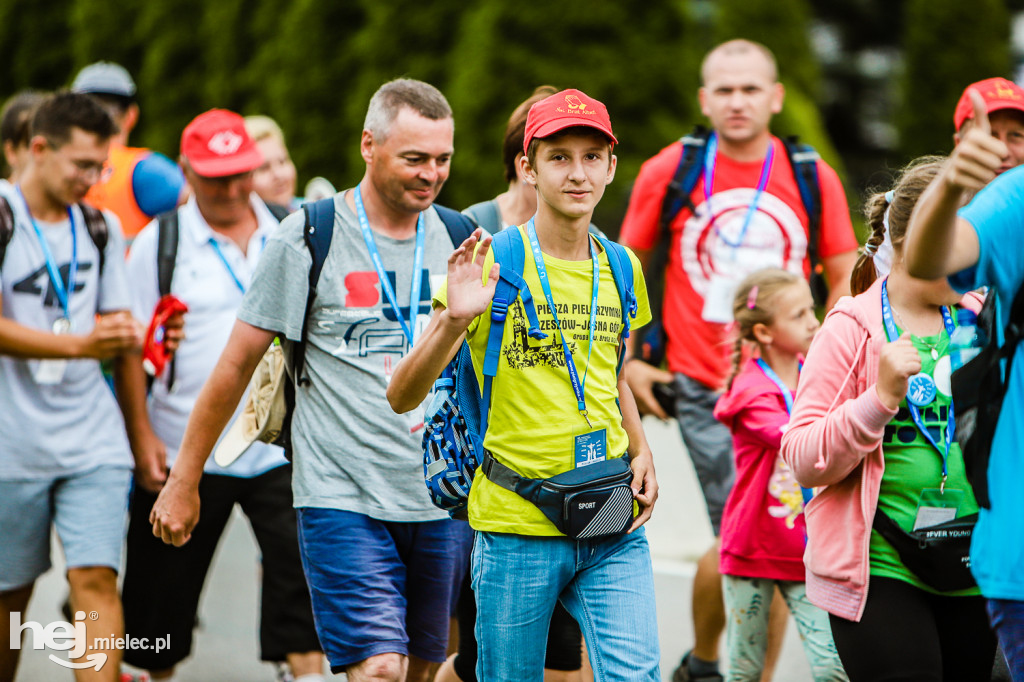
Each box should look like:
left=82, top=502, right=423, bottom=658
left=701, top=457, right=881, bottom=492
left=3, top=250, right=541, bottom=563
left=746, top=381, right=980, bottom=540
left=238, top=191, right=454, bottom=521
left=0, top=184, right=133, bottom=479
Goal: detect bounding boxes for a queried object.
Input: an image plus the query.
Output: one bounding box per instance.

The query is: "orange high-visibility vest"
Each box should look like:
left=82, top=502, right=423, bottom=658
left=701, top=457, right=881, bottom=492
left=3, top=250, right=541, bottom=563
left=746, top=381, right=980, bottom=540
left=85, top=144, right=153, bottom=240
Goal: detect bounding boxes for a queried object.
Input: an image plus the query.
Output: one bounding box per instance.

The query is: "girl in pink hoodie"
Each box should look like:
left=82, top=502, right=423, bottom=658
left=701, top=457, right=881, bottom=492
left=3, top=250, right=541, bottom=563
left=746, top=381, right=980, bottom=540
left=714, top=268, right=845, bottom=681
left=781, top=158, right=996, bottom=680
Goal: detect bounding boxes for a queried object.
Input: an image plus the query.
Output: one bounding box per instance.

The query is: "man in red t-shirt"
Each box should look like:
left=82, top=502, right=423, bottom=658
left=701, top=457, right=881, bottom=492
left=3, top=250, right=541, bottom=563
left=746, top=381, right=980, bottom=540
left=619, top=39, right=857, bottom=682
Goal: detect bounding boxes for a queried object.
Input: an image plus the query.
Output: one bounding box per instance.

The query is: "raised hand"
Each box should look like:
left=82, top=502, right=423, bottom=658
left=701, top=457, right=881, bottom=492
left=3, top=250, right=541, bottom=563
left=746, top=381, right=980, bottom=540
left=444, top=228, right=500, bottom=326
left=947, top=90, right=1010, bottom=192
left=876, top=332, right=922, bottom=410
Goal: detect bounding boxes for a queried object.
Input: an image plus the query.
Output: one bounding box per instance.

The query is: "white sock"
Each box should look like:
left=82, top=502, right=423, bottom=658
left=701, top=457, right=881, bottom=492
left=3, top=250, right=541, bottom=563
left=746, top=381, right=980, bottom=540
left=293, top=675, right=325, bottom=682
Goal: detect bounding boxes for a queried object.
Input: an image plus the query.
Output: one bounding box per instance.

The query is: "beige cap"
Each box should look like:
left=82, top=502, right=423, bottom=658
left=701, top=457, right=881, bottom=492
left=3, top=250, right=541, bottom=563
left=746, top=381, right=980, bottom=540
left=214, top=344, right=288, bottom=467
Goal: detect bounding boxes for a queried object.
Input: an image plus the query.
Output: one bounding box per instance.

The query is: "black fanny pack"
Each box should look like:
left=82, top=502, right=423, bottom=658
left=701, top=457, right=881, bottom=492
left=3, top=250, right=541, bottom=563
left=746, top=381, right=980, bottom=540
left=481, top=451, right=635, bottom=539
left=872, top=509, right=977, bottom=592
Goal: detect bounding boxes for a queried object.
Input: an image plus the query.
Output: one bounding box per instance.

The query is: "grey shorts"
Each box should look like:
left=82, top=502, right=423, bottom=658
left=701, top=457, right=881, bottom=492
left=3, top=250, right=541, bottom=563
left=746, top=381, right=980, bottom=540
left=670, top=373, right=735, bottom=535
left=0, top=465, right=131, bottom=591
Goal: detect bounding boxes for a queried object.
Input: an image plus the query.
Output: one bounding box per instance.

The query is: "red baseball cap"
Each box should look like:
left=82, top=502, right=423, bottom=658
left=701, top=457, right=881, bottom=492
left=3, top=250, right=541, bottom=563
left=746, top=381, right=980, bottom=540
left=523, top=89, right=617, bottom=156
left=954, top=77, right=1024, bottom=131
left=181, top=109, right=263, bottom=177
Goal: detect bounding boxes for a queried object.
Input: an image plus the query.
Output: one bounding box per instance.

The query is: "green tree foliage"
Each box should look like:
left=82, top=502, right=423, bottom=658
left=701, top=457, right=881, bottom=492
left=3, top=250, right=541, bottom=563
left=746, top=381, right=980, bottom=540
left=0, top=0, right=75, bottom=94
left=443, top=0, right=698, bottom=230
left=134, top=0, right=208, bottom=156
left=900, top=0, right=1011, bottom=158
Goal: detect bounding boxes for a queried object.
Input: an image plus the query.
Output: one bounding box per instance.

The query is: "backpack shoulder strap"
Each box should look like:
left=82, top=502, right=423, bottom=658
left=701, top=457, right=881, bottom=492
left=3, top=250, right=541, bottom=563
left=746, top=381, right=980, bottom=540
left=595, top=236, right=638, bottom=373
left=477, top=227, right=547, bottom=438
left=156, top=211, right=180, bottom=297
left=782, top=136, right=827, bottom=305
left=264, top=201, right=291, bottom=222
left=294, top=197, right=337, bottom=384
left=0, top=196, right=13, bottom=268
left=78, top=203, right=109, bottom=275
left=595, top=237, right=637, bottom=334
left=433, top=203, right=476, bottom=244
left=659, top=125, right=710, bottom=236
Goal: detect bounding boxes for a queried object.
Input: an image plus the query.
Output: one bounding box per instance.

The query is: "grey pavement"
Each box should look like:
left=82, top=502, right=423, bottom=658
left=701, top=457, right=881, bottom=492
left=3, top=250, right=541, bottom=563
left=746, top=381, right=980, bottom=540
left=16, top=417, right=813, bottom=681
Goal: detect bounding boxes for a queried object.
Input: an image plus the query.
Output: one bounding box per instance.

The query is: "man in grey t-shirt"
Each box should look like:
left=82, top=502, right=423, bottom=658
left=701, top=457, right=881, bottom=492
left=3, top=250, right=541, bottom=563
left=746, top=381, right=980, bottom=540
left=0, top=92, right=139, bottom=682
left=150, top=79, right=462, bottom=682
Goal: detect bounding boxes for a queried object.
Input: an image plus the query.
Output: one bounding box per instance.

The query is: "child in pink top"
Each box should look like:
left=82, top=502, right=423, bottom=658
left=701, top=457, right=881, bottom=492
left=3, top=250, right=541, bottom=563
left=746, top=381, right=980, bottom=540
left=715, top=269, right=846, bottom=681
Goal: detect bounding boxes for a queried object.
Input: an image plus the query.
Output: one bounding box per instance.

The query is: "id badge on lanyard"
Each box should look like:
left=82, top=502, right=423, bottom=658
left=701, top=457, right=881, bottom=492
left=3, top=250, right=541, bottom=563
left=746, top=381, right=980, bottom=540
left=18, top=188, right=76, bottom=385
left=880, top=280, right=964, bottom=528
left=525, top=220, right=607, bottom=468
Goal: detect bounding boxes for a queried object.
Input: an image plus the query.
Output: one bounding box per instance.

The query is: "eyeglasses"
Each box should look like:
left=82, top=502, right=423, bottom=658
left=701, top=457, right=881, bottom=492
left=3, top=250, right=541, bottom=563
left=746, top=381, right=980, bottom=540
left=47, top=142, right=105, bottom=180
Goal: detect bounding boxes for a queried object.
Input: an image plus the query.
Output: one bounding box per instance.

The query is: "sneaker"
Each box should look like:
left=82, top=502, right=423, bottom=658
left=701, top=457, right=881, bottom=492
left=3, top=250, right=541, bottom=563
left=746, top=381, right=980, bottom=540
left=120, top=674, right=151, bottom=682
left=275, top=662, right=296, bottom=682
left=671, top=651, right=724, bottom=682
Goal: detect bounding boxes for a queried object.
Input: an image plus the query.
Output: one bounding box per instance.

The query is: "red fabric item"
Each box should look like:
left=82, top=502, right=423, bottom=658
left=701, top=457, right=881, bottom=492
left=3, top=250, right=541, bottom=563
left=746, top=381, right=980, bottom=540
left=142, top=294, right=189, bottom=377
left=953, top=77, right=1024, bottom=132
left=715, top=358, right=807, bottom=582
left=620, top=136, right=857, bottom=389
left=523, top=89, right=617, bottom=155
left=180, top=109, right=263, bottom=178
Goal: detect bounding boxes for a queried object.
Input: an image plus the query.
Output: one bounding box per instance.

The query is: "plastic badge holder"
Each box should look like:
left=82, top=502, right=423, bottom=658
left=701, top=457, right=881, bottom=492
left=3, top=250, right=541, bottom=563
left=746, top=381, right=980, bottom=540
left=143, top=294, right=189, bottom=377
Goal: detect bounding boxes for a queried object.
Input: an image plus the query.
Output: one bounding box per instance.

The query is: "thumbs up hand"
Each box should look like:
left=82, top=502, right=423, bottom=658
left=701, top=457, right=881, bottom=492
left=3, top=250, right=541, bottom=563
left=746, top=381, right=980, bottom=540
left=946, top=90, right=1010, bottom=192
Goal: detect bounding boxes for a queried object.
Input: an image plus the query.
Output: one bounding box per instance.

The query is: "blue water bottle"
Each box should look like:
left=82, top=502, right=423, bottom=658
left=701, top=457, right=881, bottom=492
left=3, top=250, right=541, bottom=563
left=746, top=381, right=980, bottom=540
left=949, top=309, right=985, bottom=372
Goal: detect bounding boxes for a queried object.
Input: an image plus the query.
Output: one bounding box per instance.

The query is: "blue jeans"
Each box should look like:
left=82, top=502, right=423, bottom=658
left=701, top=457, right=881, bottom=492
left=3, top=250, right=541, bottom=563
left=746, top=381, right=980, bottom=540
left=989, top=598, right=1024, bottom=681
left=471, top=528, right=660, bottom=681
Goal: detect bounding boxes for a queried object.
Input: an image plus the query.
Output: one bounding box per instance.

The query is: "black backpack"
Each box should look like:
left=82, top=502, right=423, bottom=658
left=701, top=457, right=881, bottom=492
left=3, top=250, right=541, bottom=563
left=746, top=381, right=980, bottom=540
left=951, top=287, right=1024, bottom=508
left=0, top=196, right=109, bottom=272
left=152, top=201, right=291, bottom=390
left=638, top=126, right=825, bottom=366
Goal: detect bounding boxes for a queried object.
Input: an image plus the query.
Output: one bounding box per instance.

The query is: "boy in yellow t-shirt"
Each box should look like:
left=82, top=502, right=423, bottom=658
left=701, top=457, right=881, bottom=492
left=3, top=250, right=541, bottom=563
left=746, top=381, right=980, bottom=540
left=388, top=88, right=660, bottom=681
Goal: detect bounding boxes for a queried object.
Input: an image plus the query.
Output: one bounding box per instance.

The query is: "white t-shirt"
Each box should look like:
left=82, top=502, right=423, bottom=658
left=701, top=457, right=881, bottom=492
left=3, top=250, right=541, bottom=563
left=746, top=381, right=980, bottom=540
left=0, top=183, right=133, bottom=479
left=126, top=195, right=288, bottom=478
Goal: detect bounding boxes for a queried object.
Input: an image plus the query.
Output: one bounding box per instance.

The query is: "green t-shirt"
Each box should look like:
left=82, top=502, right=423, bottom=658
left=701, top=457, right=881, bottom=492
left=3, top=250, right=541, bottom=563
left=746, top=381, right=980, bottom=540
left=869, top=324, right=980, bottom=595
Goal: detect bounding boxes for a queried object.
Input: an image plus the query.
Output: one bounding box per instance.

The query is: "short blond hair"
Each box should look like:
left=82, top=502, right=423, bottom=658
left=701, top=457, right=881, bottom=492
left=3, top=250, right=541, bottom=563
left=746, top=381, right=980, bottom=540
left=244, top=115, right=286, bottom=146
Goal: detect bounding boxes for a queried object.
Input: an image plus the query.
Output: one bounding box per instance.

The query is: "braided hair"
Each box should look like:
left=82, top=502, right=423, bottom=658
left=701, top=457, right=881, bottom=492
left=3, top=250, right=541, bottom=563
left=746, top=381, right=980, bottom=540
left=725, top=268, right=803, bottom=390
left=850, top=156, right=947, bottom=296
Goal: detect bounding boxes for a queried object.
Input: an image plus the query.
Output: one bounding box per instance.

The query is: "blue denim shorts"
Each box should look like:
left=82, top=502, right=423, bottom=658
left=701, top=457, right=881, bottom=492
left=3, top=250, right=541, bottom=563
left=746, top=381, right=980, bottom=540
left=0, top=465, right=131, bottom=591
left=295, top=508, right=459, bottom=673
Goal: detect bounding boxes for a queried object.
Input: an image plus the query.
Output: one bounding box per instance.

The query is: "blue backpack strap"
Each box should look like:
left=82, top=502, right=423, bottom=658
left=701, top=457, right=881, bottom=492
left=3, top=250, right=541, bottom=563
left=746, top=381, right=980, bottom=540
left=478, top=227, right=547, bottom=438
left=659, top=125, right=710, bottom=235
left=781, top=136, right=827, bottom=306
left=295, top=196, right=337, bottom=384
left=433, top=203, right=476, bottom=245
left=595, top=236, right=638, bottom=374
left=595, top=236, right=637, bottom=337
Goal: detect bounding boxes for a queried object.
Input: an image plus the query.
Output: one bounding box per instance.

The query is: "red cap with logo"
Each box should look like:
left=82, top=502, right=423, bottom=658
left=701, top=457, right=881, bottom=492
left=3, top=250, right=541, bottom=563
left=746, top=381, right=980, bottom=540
left=181, top=109, right=264, bottom=177
left=954, top=77, right=1024, bottom=132
left=523, top=89, right=617, bottom=156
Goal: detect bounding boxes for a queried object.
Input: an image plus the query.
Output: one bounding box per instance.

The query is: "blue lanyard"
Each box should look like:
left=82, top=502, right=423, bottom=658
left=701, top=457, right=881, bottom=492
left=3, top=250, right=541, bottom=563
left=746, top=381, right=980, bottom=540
left=703, top=133, right=775, bottom=250
left=756, top=358, right=813, bottom=505
left=17, top=187, right=76, bottom=320
left=880, top=280, right=956, bottom=478
left=526, top=218, right=600, bottom=426
left=208, top=238, right=248, bottom=294
left=755, top=358, right=799, bottom=413
left=354, top=185, right=425, bottom=345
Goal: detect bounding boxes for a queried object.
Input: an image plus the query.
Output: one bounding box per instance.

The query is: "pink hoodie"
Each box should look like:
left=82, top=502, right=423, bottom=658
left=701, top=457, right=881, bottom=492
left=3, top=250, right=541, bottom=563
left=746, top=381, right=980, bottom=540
left=716, top=358, right=807, bottom=582
left=780, top=277, right=982, bottom=622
